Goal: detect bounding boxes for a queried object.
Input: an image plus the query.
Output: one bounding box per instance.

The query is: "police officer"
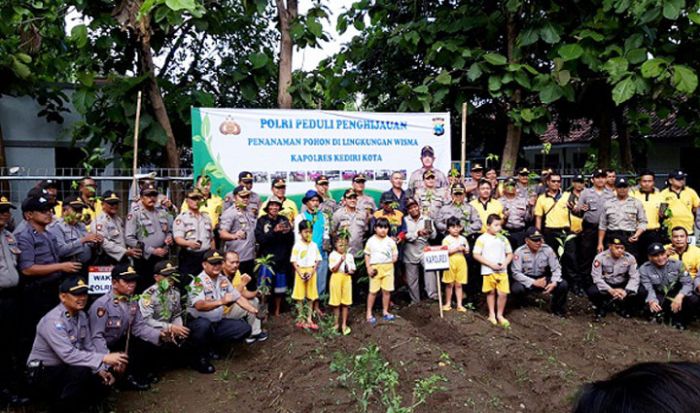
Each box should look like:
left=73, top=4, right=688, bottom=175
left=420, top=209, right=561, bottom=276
left=308, top=174, right=339, bottom=216
left=436, top=183, right=482, bottom=238
left=77, top=176, right=101, bottom=226
left=181, top=175, right=224, bottom=229
left=464, top=163, right=484, bottom=200
left=93, top=191, right=142, bottom=265
left=88, top=264, right=162, bottom=390
left=640, top=243, right=699, bottom=329
left=125, top=183, right=173, bottom=292
left=26, top=276, right=127, bottom=412
left=219, top=185, right=257, bottom=278
left=413, top=169, right=449, bottom=223
left=352, top=173, right=377, bottom=214
left=17, top=196, right=81, bottom=356
left=173, top=188, right=215, bottom=286
left=0, top=196, right=28, bottom=406
left=48, top=195, right=103, bottom=275
left=500, top=178, right=531, bottom=248
left=515, top=167, right=535, bottom=200
left=597, top=176, right=647, bottom=262
left=575, top=169, right=615, bottom=277
left=660, top=169, right=700, bottom=237
left=407, top=145, right=449, bottom=196
left=138, top=261, right=190, bottom=380
left=332, top=189, right=369, bottom=256
left=587, top=238, right=642, bottom=321
left=223, top=171, right=261, bottom=216
left=187, top=250, right=254, bottom=374
left=510, top=228, right=568, bottom=315
left=632, top=170, right=665, bottom=260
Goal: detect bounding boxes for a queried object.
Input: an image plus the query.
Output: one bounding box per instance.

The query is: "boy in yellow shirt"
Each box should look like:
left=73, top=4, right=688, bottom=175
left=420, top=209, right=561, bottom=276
left=473, top=214, right=514, bottom=327
left=442, top=217, right=469, bottom=312
left=364, top=218, right=398, bottom=325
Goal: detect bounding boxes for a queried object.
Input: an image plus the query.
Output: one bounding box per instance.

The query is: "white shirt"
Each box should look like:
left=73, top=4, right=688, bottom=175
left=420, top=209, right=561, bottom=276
left=473, top=232, right=512, bottom=275
left=290, top=240, right=321, bottom=268
left=329, top=251, right=356, bottom=274
left=364, top=235, right=398, bottom=265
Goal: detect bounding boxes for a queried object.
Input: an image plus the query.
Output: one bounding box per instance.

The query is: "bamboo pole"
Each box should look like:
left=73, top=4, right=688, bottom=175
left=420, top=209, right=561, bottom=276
left=131, top=91, right=143, bottom=199
left=460, top=102, right=467, bottom=177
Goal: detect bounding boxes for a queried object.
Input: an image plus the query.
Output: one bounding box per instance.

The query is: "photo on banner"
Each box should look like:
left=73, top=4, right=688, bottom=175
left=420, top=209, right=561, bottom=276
left=191, top=108, right=451, bottom=204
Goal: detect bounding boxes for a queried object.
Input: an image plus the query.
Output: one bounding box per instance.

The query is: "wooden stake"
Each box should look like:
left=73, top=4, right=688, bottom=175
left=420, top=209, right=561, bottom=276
left=437, top=270, right=444, bottom=318
left=131, top=91, right=143, bottom=199
left=460, top=102, right=467, bottom=177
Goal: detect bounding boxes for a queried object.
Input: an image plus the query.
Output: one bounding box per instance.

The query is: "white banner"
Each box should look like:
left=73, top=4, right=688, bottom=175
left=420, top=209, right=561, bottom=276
left=192, top=108, right=451, bottom=200
left=88, top=266, right=113, bottom=295
left=423, top=246, right=450, bottom=271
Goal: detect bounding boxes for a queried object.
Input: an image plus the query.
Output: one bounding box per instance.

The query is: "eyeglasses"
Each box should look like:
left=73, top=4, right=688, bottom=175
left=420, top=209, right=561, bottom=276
left=530, top=238, right=543, bottom=243
left=550, top=180, right=561, bottom=183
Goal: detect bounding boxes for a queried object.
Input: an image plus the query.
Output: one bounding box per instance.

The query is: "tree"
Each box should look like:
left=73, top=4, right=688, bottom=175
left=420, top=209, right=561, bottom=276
left=276, top=0, right=297, bottom=108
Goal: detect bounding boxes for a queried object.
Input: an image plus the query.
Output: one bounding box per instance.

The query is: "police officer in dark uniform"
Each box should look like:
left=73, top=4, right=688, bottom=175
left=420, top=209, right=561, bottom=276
left=26, top=276, right=128, bottom=412
left=639, top=243, right=699, bottom=329
left=16, top=196, right=81, bottom=358
left=88, top=264, right=163, bottom=390
left=510, top=228, right=569, bottom=316
left=0, top=196, right=28, bottom=406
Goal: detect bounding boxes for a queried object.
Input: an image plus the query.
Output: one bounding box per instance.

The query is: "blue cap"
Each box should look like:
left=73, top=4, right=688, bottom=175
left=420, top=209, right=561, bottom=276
left=302, top=190, right=320, bottom=204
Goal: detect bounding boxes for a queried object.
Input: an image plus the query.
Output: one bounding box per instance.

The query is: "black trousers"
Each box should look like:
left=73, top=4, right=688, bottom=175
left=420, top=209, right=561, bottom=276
left=133, top=255, right=162, bottom=293
left=239, top=260, right=256, bottom=291
left=26, top=364, right=108, bottom=413
left=20, top=278, right=62, bottom=362
left=637, top=229, right=665, bottom=265
left=177, top=250, right=207, bottom=291
left=506, top=227, right=527, bottom=251
left=107, top=335, right=151, bottom=380
left=645, top=285, right=700, bottom=326
left=511, top=278, right=569, bottom=313
left=586, top=283, right=646, bottom=314
left=580, top=222, right=599, bottom=279
left=187, top=317, right=251, bottom=360
left=0, top=288, right=22, bottom=390
left=605, top=230, right=640, bottom=262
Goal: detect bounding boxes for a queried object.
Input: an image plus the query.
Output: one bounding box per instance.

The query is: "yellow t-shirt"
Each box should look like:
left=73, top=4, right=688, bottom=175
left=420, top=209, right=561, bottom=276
left=660, top=187, right=700, bottom=233
left=666, top=244, right=700, bottom=278
left=81, top=200, right=102, bottom=225
left=231, top=270, right=243, bottom=289
left=631, top=189, right=663, bottom=230
left=181, top=195, right=224, bottom=228
left=534, top=191, right=571, bottom=229
left=469, top=199, right=504, bottom=233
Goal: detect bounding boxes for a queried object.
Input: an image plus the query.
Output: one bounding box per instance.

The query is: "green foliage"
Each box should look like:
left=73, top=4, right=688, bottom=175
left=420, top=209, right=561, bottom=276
left=331, top=344, right=447, bottom=413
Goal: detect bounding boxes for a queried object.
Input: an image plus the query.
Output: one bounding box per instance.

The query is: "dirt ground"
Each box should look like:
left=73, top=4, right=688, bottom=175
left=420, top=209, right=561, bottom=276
left=110, top=295, right=700, bottom=413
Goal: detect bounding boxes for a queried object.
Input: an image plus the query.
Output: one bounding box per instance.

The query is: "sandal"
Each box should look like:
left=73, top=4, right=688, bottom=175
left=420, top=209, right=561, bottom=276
left=342, top=327, right=352, bottom=336
left=367, top=316, right=377, bottom=326
left=295, top=321, right=306, bottom=329
left=498, top=317, right=511, bottom=328
left=488, top=317, right=498, bottom=326
left=456, top=306, right=467, bottom=313
left=382, top=314, right=396, bottom=321
left=442, top=305, right=452, bottom=312
left=307, top=322, right=319, bottom=331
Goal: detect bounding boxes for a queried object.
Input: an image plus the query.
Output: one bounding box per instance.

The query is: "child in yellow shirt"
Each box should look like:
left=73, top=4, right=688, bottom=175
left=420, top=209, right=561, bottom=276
left=442, top=217, right=469, bottom=312
left=329, top=237, right=356, bottom=335
left=290, top=220, right=321, bottom=330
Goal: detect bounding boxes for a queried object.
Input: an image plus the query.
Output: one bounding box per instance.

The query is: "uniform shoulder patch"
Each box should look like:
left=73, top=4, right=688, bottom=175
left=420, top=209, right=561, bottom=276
left=594, top=260, right=601, bottom=268
left=96, top=224, right=103, bottom=231
left=96, top=307, right=106, bottom=318
left=513, top=254, right=519, bottom=261
left=54, top=322, right=65, bottom=330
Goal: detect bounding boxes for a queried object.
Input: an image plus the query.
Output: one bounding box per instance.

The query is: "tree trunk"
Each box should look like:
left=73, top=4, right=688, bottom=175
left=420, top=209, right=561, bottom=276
left=276, top=0, right=297, bottom=109
left=139, top=34, right=180, bottom=170
left=0, top=123, right=8, bottom=192
left=500, top=11, right=521, bottom=177
left=615, top=109, right=633, bottom=173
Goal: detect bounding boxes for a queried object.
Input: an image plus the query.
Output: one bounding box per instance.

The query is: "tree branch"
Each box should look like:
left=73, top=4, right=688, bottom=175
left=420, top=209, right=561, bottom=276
left=158, top=21, right=194, bottom=78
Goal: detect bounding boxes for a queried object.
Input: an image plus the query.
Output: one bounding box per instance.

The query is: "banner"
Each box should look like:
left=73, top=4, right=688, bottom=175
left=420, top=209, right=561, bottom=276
left=191, top=108, right=451, bottom=202
left=88, top=266, right=113, bottom=295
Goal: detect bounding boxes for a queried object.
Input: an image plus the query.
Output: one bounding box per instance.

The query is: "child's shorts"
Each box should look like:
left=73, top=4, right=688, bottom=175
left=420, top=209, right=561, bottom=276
left=482, top=272, right=510, bottom=294
left=292, top=266, right=318, bottom=300
left=329, top=272, right=352, bottom=306
left=369, top=263, right=394, bottom=294
left=442, top=256, right=467, bottom=284
left=259, top=266, right=287, bottom=294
